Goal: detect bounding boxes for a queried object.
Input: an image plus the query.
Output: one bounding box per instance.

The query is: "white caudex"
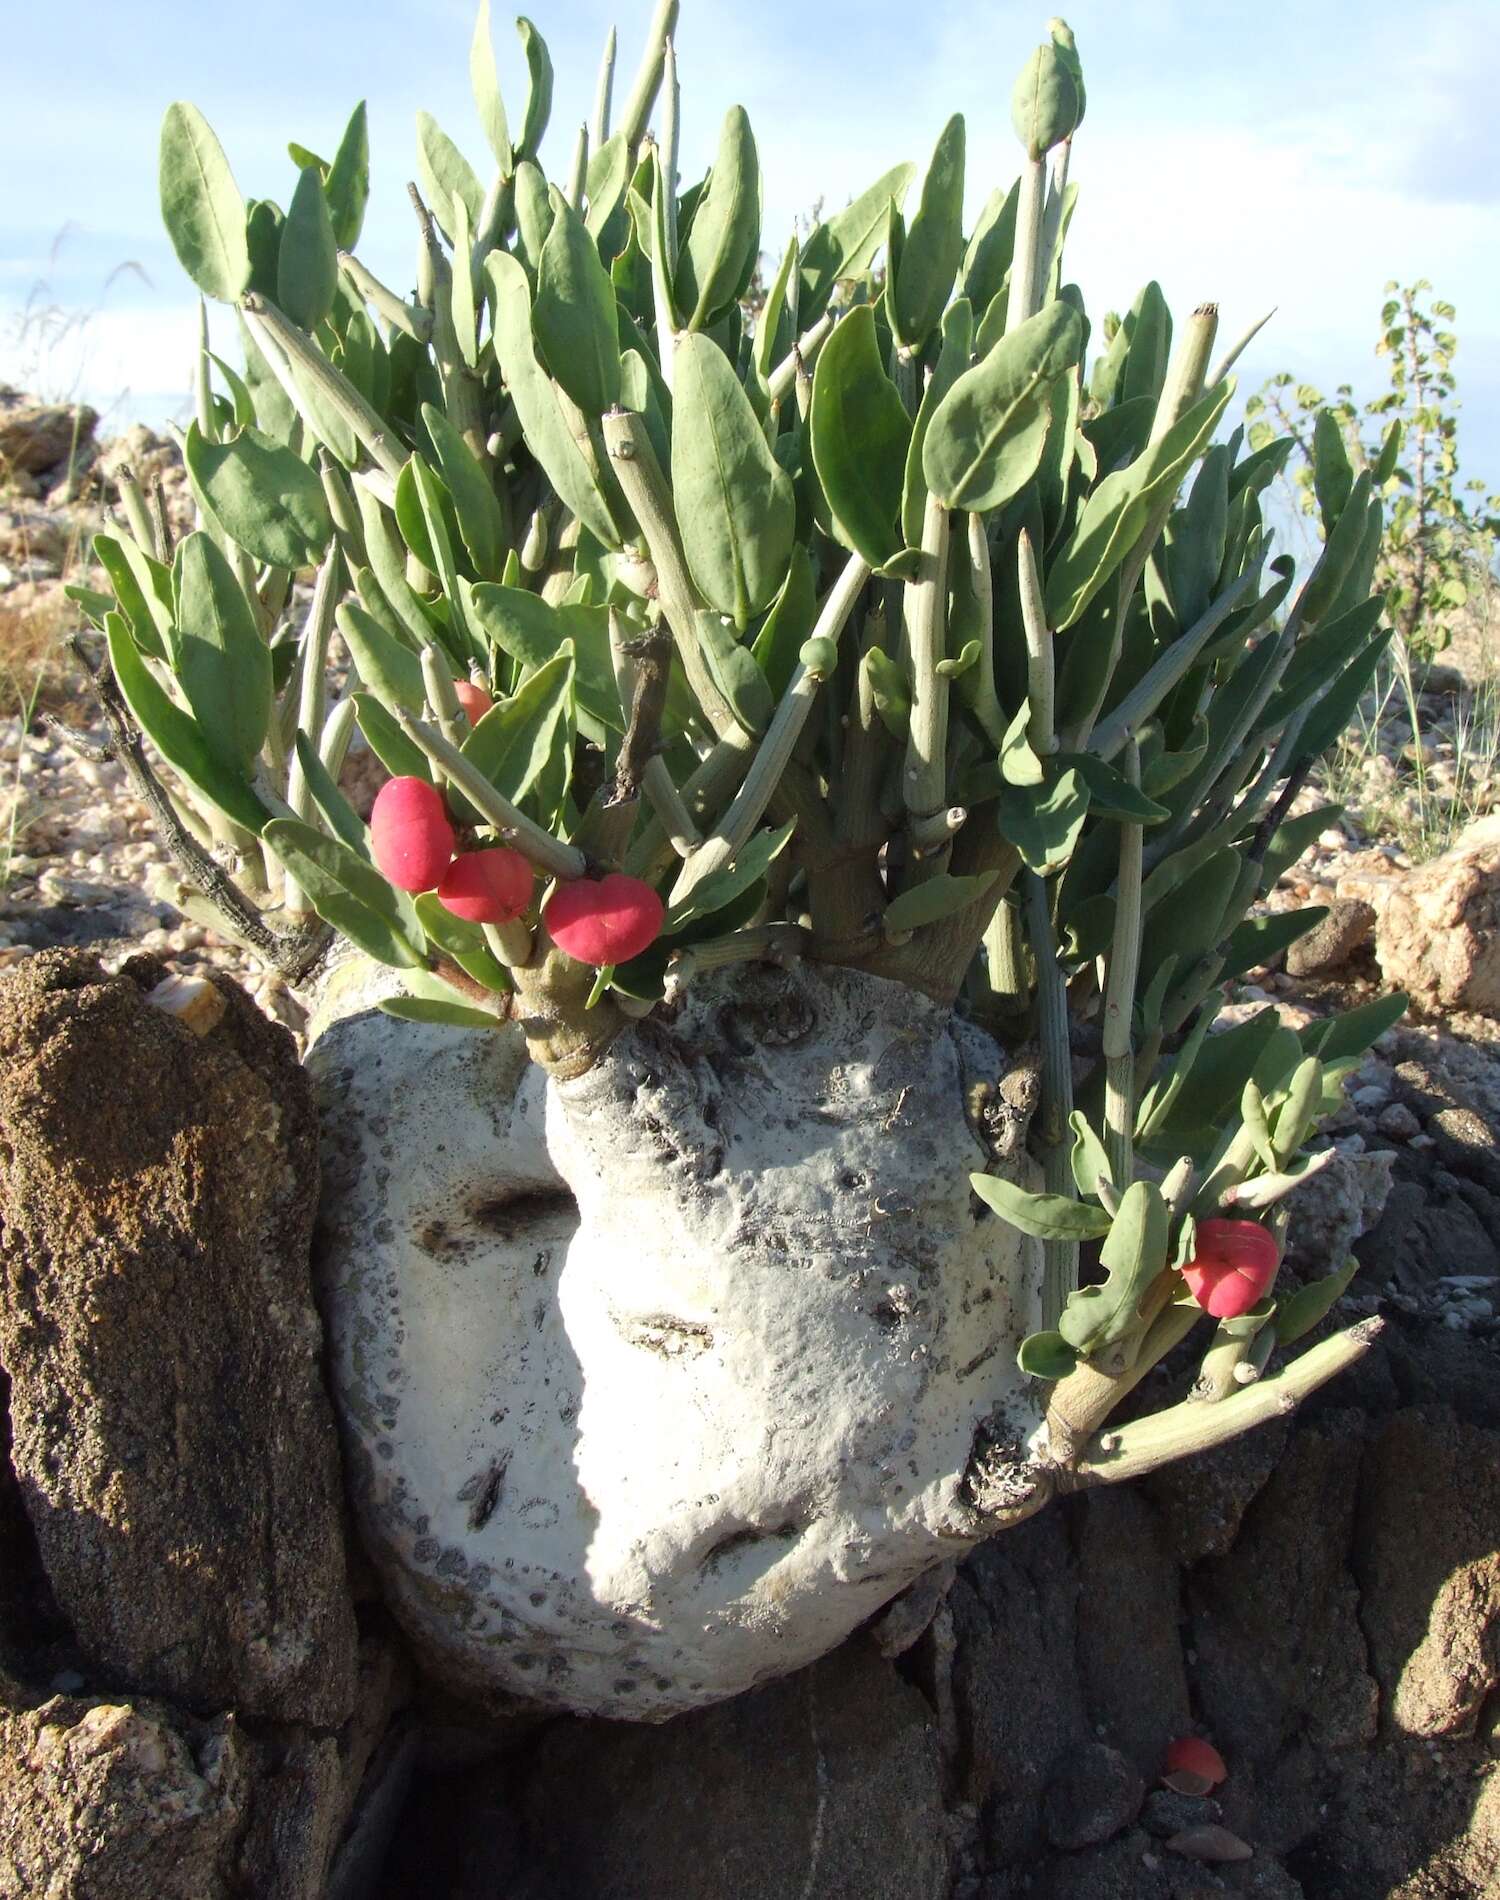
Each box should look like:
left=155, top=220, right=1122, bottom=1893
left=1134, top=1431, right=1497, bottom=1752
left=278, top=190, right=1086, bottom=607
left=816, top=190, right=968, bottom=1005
left=308, top=956, right=1047, bottom=1719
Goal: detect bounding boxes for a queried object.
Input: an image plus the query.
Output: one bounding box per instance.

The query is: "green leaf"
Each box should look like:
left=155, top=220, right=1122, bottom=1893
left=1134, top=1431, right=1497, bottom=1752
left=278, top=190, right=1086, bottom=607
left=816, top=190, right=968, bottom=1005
left=676, top=106, right=760, bottom=329
left=337, top=601, right=425, bottom=714
left=173, top=531, right=272, bottom=770
left=352, top=690, right=432, bottom=780
left=1221, top=907, right=1328, bottom=982
left=415, top=111, right=483, bottom=245
left=1069, top=1111, right=1114, bottom=1198
left=1017, top=1331, right=1079, bottom=1380
left=515, top=15, right=554, bottom=160
left=672, top=332, right=795, bottom=628
left=469, top=0, right=514, bottom=172
left=698, top=612, right=775, bottom=734
left=799, top=163, right=916, bottom=327
left=810, top=306, right=913, bottom=570
left=888, top=115, right=965, bottom=351
left=666, top=821, right=796, bottom=931
left=419, top=404, right=508, bottom=582
left=278, top=161, right=338, bottom=330
left=465, top=583, right=622, bottom=741
left=534, top=190, right=622, bottom=415
left=1055, top=751, right=1168, bottom=823
left=884, top=871, right=998, bottom=934
left=462, top=651, right=575, bottom=827
left=325, top=101, right=370, bottom=250
left=1297, top=630, right=1392, bottom=760
left=902, top=298, right=974, bottom=547
left=1142, top=1006, right=1282, bottom=1144
left=486, top=251, right=621, bottom=549
left=1057, top=1180, right=1167, bottom=1353
left=1046, top=379, right=1236, bottom=632
left=184, top=422, right=332, bottom=571
left=93, top=533, right=174, bottom=658
left=1011, top=43, right=1082, bottom=159
left=923, top=299, right=1083, bottom=512
left=380, top=992, right=506, bottom=1029
left=1261, top=804, right=1342, bottom=889
left=105, top=610, right=267, bottom=835
left=751, top=546, right=817, bottom=699
left=1274, top=1257, right=1361, bottom=1346
left=414, top=892, right=513, bottom=992
left=159, top=103, right=250, bottom=303
left=996, top=766, right=1090, bottom=876
left=1300, top=992, right=1408, bottom=1064
left=971, top=1174, right=1112, bottom=1241
left=293, top=731, right=366, bottom=854
left=960, top=182, right=1019, bottom=326
left=1312, top=408, right=1354, bottom=533
left=264, top=817, right=425, bottom=967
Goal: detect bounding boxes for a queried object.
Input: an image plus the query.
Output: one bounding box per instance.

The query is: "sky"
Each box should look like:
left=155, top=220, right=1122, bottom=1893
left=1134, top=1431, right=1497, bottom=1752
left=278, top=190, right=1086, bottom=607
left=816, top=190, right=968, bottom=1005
left=3, top=0, right=1498, bottom=510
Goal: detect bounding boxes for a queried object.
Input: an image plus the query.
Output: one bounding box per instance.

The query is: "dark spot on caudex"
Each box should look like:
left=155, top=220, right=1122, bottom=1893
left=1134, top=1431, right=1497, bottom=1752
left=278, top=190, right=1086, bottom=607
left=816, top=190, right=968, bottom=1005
left=870, top=1301, right=902, bottom=1332
left=616, top=1312, right=715, bottom=1357
left=461, top=1455, right=509, bottom=1531
left=468, top=1188, right=576, bottom=1241
left=701, top=1523, right=801, bottom=1573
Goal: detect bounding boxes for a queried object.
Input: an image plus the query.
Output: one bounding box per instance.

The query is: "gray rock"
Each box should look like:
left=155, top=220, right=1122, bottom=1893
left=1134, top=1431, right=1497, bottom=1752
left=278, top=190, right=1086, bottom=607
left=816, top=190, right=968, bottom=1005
left=1043, top=1741, right=1146, bottom=1850
left=1141, top=1789, right=1221, bottom=1839
left=1285, top=896, right=1376, bottom=977
left=0, top=387, right=97, bottom=477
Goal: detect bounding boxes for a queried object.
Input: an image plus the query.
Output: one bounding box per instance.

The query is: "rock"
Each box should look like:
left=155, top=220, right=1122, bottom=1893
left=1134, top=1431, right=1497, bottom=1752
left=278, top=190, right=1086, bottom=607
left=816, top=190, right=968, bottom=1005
left=1141, top=1790, right=1221, bottom=1839
left=1374, top=1101, right=1420, bottom=1141
left=1281, top=1148, right=1392, bottom=1276
left=1190, top=1416, right=1377, bottom=1761
left=506, top=1641, right=950, bottom=1900
left=1358, top=1408, right=1500, bottom=1738
left=0, top=949, right=357, bottom=1724
left=0, top=503, right=72, bottom=571
left=1043, top=1742, right=1145, bottom=1850
left=0, top=388, right=97, bottom=479
left=1166, top=1824, right=1254, bottom=1863
left=1376, top=815, right=1500, bottom=1014
left=1284, top=897, right=1376, bottom=977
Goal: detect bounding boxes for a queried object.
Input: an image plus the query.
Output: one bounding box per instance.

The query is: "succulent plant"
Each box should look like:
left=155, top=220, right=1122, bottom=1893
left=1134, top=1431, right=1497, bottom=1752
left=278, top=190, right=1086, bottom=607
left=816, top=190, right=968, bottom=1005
left=74, top=0, right=1403, bottom=1716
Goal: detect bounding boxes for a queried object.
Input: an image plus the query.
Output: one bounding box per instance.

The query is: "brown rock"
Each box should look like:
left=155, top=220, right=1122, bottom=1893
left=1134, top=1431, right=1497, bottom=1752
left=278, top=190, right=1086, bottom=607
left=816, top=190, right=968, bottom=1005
left=1358, top=1408, right=1500, bottom=1738
left=1284, top=896, right=1376, bottom=977
left=0, top=388, right=98, bottom=479
left=0, top=948, right=356, bottom=1725
left=1376, top=815, right=1500, bottom=1014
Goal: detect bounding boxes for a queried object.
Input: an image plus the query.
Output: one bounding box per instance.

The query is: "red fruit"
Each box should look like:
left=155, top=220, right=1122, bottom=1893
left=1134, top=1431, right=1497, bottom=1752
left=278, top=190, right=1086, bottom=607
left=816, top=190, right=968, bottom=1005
left=455, top=680, right=494, bottom=726
left=1163, top=1735, right=1228, bottom=1793
left=370, top=776, right=455, bottom=892
left=437, top=847, right=534, bottom=924
left=1181, top=1218, right=1280, bottom=1319
left=544, top=872, right=664, bottom=966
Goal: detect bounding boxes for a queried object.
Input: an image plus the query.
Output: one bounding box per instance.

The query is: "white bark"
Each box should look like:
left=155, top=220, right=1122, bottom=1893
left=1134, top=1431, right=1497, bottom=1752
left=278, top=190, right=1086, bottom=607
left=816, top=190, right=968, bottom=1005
left=307, top=956, right=1046, bottom=1721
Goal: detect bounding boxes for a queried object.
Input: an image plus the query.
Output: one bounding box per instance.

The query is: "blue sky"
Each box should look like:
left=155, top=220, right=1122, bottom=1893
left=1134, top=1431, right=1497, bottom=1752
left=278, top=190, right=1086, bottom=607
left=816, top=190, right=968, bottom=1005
left=3, top=0, right=1497, bottom=508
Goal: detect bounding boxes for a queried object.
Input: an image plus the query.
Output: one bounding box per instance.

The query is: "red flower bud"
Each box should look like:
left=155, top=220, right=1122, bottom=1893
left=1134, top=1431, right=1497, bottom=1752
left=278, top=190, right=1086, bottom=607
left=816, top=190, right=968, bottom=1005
left=1181, top=1219, right=1279, bottom=1319
left=455, top=681, right=494, bottom=726
left=370, top=777, right=455, bottom=892
left=1163, top=1735, right=1227, bottom=1792
left=437, top=847, right=534, bottom=924
left=544, top=873, right=664, bottom=966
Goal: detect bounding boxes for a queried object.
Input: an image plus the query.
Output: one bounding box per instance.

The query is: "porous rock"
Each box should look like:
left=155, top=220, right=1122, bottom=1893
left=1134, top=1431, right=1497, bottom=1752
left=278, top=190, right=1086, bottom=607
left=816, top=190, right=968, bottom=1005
left=1377, top=815, right=1500, bottom=1014
left=1284, top=896, right=1376, bottom=977
left=0, top=388, right=97, bottom=478
left=0, top=948, right=356, bottom=1724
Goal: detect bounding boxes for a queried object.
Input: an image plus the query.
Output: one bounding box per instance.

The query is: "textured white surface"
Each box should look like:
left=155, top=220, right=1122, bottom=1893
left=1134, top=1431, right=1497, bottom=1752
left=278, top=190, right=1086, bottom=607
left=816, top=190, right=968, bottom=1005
left=307, top=957, right=1045, bottom=1719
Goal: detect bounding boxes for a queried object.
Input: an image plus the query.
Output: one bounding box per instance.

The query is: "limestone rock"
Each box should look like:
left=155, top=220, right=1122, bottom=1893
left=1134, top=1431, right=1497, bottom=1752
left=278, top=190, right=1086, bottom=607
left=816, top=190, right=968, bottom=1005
left=0, top=388, right=97, bottom=479
left=1377, top=815, right=1500, bottom=1014
left=0, top=949, right=357, bottom=1725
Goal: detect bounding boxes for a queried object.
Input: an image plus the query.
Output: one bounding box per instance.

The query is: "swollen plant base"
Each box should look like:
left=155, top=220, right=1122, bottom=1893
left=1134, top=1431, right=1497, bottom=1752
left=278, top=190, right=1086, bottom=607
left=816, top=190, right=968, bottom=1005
left=307, top=954, right=1044, bottom=1720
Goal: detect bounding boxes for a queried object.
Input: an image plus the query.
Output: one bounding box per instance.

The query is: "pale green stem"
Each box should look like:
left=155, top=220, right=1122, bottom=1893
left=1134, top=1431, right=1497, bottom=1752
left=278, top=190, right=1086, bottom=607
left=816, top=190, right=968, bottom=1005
left=396, top=711, right=587, bottom=880
left=962, top=513, right=1006, bottom=748
left=1006, top=156, right=1047, bottom=333
left=1038, top=138, right=1073, bottom=291
left=114, top=467, right=157, bottom=557
left=1102, top=739, right=1142, bottom=1185
left=338, top=254, right=432, bottom=341
left=241, top=296, right=406, bottom=482
left=766, top=313, right=835, bottom=406
left=983, top=899, right=1028, bottom=1012
left=484, top=919, right=534, bottom=968
left=1017, top=525, right=1055, bottom=754
left=600, top=409, right=739, bottom=738
left=1068, top=1320, right=1383, bottom=1487
left=1208, top=307, right=1276, bottom=389
left=567, top=123, right=590, bottom=211
left=619, top=0, right=680, bottom=154
left=1026, top=870, right=1077, bottom=1324
left=660, top=40, right=681, bottom=272
left=195, top=300, right=216, bottom=442
left=421, top=644, right=468, bottom=754
left=593, top=25, right=618, bottom=145
left=671, top=923, right=809, bottom=986
left=901, top=493, right=953, bottom=866
left=670, top=552, right=870, bottom=904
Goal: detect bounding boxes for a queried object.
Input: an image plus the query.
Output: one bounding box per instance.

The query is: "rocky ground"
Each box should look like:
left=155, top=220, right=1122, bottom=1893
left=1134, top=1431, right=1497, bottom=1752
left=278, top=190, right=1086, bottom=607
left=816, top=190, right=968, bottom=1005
left=1, top=387, right=1498, bottom=1896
